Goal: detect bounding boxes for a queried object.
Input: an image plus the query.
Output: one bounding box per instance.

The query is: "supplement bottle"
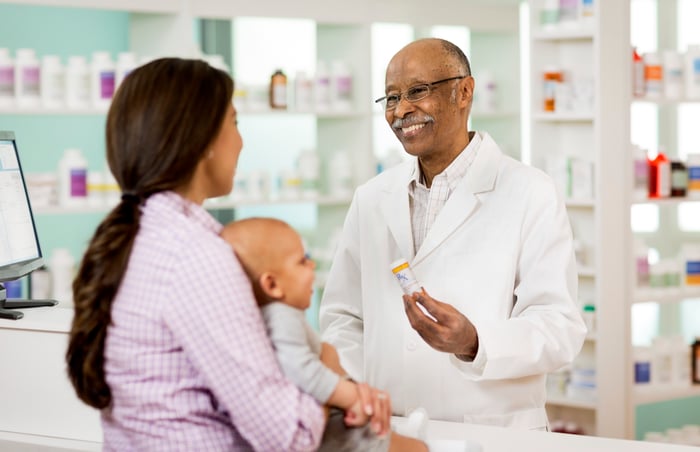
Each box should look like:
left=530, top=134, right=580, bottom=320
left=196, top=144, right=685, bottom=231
left=90, top=51, right=115, bottom=110
left=58, top=148, right=88, bottom=206
left=687, top=153, right=700, bottom=199
left=663, top=51, right=684, bottom=100
left=643, top=52, right=663, bottom=99
left=542, top=67, right=563, bottom=112
left=648, top=151, right=670, bottom=198
left=65, top=56, right=90, bottom=109
left=632, top=47, right=645, bottom=97
left=14, top=48, right=40, bottom=107
left=632, top=144, right=648, bottom=200
left=670, top=160, right=688, bottom=197
left=40, top=55, right=64, bottom=109
left=331, top=60, right=353, bottom=111
left=314, top=61, right=331, bottom=111
left=685, top=45, right=700, bottom=100
left=269, top=69, right=287, bottom=109
left=0, top=48, right=14, bottom=107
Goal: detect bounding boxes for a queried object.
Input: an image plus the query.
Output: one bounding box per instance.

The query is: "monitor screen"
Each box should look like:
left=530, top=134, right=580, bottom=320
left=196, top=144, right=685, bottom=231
left=0, top=130, right=43, bottom=283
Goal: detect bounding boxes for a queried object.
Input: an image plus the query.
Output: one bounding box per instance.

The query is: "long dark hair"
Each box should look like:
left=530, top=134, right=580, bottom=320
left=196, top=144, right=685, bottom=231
left=66, top=58, right=234, bottom=409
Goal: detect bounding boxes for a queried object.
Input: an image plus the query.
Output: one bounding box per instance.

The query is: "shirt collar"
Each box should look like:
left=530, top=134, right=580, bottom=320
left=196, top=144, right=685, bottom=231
left=147, top=191, right=223, bottom=234
left=408, top=131, right=482, bottom=190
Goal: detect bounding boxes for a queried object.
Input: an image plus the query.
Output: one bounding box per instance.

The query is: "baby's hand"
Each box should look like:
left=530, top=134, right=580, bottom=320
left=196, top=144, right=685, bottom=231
left=343, top=387, right=370, bottom=427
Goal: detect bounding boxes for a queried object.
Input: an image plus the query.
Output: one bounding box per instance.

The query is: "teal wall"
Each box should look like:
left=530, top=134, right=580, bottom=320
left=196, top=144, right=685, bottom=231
left=636, top=395, right=700, bottom=439
left=0, top=5, right=130, bottom=264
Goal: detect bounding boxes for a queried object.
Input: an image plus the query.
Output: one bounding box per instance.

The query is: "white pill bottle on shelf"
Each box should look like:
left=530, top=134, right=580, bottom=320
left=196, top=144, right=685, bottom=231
left=40, top=55, right=65, bottom=109
left=90, top=51, right=115, bottom=110
left=115, top=51, right=137, bottom=89
left=685, top=45, right=700, bottom=100
left=0, top=48, right=14, bottom=107
left=58, top=148, right=88, bottom=207
left=14, top=48, right=41, bottom=108
left=65, top=55, right=90, bottom=109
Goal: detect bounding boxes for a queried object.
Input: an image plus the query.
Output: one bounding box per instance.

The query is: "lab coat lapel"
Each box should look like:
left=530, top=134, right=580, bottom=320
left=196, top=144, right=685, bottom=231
left=380, top=163, right=415, bottom=261
left=413, top=133, right=501, bottom=266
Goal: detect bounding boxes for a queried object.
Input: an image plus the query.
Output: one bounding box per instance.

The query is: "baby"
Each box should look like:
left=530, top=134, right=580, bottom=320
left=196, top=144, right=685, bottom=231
left=221, top=217, right=428, bottom=452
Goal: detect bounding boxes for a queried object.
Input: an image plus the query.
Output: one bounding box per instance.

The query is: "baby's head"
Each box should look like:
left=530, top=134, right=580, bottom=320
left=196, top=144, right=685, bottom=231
left=221, top=217, right=316, bottom=309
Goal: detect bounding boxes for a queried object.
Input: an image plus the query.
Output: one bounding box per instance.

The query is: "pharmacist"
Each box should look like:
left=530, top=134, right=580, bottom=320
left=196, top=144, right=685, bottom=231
left=320, top=38, right=587, bottom=430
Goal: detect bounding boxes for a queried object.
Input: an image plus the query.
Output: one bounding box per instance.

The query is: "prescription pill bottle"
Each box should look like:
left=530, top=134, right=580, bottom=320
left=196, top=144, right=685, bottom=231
left=390, top=258, right=422, bottom=295
left=542, top=67, right=563, bottom=112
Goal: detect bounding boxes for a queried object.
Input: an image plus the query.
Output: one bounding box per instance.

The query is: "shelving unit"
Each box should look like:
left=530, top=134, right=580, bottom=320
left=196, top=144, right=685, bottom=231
left=530, top=0, right=700, bottom=441
left=0, top=0, right=522, bottom=312
left=528, top=0, right=633, bottom=439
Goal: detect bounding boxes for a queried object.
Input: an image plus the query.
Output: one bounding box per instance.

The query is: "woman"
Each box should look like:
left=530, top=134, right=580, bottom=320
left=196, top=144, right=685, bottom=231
left=66, top=58, right=389, bottom=451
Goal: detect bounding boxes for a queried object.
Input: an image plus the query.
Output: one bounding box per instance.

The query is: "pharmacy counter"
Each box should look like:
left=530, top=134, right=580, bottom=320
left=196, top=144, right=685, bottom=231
left=2, top=306, right=699, bottom=452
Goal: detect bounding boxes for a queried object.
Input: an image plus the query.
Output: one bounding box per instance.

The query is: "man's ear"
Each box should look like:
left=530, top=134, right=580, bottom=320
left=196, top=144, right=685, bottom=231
left=258, top=271, right=284, bottom=300
left=462, top=76, right=475, bottom=105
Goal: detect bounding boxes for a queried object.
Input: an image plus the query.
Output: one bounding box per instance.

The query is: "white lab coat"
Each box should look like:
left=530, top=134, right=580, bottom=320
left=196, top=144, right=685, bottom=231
left=319, top=132, right=587, bottom=429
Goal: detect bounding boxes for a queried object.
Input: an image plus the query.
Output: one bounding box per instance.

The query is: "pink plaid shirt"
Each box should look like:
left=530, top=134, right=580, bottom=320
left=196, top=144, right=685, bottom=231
left=101, top=191, right=324, bottom=451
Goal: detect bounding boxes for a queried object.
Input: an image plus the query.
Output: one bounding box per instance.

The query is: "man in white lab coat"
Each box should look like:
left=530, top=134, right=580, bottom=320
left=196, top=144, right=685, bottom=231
left=319, top=38, right=587, bottom=430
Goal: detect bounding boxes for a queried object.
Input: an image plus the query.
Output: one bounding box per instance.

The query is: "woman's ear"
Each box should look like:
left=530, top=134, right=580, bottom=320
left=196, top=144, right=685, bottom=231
left=258, top=272, right=284, bottom=300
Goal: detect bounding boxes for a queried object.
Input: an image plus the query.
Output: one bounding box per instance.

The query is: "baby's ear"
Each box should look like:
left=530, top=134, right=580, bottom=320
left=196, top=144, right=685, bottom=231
left=258, top=272, right=283, bottom=300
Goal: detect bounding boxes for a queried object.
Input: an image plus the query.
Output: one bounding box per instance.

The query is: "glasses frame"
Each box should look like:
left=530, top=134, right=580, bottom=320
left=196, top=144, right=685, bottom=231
left=374, top=75, right=467, bottom=111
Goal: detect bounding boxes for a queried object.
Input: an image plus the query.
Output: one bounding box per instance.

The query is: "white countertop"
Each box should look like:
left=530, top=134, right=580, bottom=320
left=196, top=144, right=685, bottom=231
left=0, top=304, right=73, bottom=332
left=2, top=420, right=699, bottom=452
left=2, top=307, right=698, bottom=451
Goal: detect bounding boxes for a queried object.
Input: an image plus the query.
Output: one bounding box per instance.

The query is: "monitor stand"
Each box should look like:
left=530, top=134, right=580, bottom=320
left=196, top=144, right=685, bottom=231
left=0, top=284, right=59, bottom=320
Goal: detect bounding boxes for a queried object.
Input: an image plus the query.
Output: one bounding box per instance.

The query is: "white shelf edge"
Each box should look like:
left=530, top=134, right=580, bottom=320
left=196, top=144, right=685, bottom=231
left=532, top=26, right=595, bottom=41
left=566, top=198, right=595, bottom=208
left=633, top=286, right=700, bottom=304
left=33, top=196, right=354, bottom=215
left=533, top=112, right=595, bottom=122
left=0, top=106, right=108, bottom=115
left=546, top=394, right=597, bottom=410
left=471, top=110, right=520, bottom=120
left=0, top=0, right=179, bottom=13
left=632, top=96, right=700, bottom=105
left=633, top=384, right=700, bottom=405
left=631, top=196, right=700, bottom=206
left=238, top=107, right=368, bottom=119
left=577, top=266, right=596, bottom=278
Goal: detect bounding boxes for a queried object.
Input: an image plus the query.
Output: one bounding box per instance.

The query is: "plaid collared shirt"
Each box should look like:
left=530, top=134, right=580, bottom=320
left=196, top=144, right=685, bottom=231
left=408, top=132, right=481, bottom=253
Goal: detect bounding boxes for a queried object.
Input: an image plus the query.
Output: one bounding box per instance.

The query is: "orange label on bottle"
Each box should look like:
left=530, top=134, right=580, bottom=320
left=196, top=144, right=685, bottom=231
left=645, top=65, right=662, bottom=80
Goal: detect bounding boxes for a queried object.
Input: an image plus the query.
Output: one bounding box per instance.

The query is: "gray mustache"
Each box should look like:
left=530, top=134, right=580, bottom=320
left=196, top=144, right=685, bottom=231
left=392, top=115, right=435, bottom=129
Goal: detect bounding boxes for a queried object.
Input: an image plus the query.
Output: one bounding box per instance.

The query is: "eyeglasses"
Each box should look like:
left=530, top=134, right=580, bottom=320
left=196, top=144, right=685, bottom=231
left=375, top=76, right=466, bottom=111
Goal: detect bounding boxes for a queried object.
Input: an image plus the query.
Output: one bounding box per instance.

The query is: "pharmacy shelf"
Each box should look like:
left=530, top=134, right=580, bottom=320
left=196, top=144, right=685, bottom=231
left=532, top=27, right=595, bottom=41
left=633, top=385, right=700, bottom=406
left=631, top=196, right=700, bottom=206
left=566, top=198, right=595, bottom=209
left=0, top=106, right=107, bottom=115
left=632, top=97, right=700, bottom=105
left=0, top=106, right=369, bottom=118
left=0, top=0, right=179, bottom=13
left=546, top=394, right=597, bottom=410
left=237, top=107, right=368, bottom=118
left=577, top=266, right=596, bottom=278
left=532, top=112, right=595, bottom=122
left=632, top=286, right=700, bottom=305
left=32, top=195, right=355, bottom=215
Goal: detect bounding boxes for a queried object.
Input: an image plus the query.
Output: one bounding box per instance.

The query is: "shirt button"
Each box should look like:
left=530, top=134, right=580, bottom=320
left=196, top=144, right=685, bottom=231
left=406, top=340, right=417, bottom=351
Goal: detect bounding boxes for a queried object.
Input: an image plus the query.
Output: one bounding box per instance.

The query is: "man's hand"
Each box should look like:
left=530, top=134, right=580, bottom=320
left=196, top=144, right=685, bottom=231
left=403, top=289, right=479, bottom=361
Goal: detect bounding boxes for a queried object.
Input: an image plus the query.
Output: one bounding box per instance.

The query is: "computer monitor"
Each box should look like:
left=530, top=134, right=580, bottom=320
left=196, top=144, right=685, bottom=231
left=0, top=131, right=58, bottom=320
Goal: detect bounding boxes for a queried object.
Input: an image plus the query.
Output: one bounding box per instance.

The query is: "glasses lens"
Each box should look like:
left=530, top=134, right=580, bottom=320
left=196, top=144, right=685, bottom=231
left=384, top=94, right=400, bottom=110
left=405, top=84, right=431, bottom=102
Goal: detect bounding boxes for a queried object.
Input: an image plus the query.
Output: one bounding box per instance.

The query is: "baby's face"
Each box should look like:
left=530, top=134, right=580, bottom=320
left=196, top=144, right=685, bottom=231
left=274, top=229, right=316, bottom=310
